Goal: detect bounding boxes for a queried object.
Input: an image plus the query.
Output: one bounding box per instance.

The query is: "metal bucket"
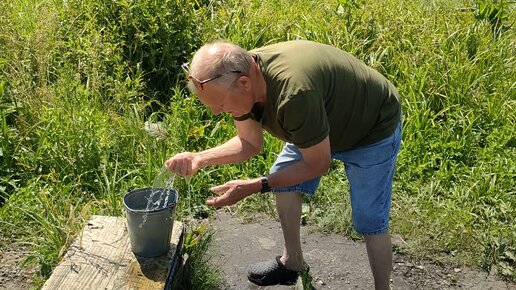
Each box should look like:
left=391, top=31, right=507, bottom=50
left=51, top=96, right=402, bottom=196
left=123, top=187, right=178, bottom=257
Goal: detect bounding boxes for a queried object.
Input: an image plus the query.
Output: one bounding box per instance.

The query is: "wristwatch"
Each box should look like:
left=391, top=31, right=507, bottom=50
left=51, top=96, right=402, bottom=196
left=260, top=176, right=271, bottom=193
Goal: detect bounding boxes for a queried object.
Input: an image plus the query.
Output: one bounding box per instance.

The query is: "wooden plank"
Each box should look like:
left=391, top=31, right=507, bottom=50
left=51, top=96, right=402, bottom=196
left=42, top=215, right=183, bottom=290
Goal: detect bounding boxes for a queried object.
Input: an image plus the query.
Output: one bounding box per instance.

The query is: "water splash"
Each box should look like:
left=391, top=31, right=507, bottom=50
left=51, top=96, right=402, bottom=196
left=139, top=167, right=176, bottom=228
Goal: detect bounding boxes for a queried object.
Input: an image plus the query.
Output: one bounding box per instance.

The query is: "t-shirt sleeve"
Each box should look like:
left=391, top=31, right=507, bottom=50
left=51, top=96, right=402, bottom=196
left=279, top=91, right=330, bottom=148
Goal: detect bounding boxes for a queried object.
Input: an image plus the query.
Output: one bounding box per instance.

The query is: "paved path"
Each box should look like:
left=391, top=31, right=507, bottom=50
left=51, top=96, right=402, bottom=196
left=210, top=210, right=515, bottom=290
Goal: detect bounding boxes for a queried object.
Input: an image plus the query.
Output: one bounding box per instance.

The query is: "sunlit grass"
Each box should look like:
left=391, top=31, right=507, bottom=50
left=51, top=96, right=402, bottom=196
left=0, top=0, right=515, bottom=286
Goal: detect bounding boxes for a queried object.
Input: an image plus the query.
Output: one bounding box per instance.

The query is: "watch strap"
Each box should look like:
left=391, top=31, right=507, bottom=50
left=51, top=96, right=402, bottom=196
left=260, top=177, right=271, bottom=193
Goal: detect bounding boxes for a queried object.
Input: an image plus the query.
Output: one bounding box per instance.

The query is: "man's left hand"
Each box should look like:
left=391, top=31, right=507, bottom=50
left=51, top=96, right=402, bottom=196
left=206, top=178, right=261, bottom=207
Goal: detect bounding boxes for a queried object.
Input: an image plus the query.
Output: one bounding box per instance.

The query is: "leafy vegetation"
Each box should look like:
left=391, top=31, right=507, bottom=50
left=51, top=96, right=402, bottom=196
left=0, top=0, right=515, bottom=287
left=171, top=222, right=221, bottom=290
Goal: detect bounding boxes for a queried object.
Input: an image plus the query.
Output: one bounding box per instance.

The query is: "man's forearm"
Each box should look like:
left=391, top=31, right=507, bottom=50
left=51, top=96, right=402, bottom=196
left=196, top=136, right=260, bottom=168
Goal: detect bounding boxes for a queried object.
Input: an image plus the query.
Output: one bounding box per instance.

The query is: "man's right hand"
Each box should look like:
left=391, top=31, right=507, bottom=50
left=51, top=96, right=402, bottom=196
left=165, top=152, right=202, bottom=176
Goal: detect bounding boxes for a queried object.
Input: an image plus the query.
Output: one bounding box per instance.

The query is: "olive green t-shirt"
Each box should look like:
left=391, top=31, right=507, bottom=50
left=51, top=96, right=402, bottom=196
left=239, top=40, right=401, bottom=152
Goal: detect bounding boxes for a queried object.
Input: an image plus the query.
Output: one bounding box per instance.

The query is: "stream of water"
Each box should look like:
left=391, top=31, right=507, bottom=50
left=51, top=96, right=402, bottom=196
left=139, top=166, right=176, bottom=228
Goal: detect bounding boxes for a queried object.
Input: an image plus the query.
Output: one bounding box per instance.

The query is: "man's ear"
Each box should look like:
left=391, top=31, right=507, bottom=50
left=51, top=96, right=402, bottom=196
left=236, top=76, right=251, bottom=91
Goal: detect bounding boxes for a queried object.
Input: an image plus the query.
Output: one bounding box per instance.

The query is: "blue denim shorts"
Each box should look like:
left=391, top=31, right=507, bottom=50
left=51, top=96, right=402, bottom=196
left=270, top=121, right=402, bottom=235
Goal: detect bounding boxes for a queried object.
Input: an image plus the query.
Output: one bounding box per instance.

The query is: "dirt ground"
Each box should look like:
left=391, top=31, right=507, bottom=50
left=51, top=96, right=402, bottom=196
left=211, top=210, right=516, bottom=290
left=0, top=239, right=35, bottom=290
left=1, top=210, right=515, bottom=290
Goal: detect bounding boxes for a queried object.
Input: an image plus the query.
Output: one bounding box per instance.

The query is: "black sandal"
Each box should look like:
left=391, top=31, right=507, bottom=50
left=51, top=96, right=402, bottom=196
left=247, top=256, right=301, bottom=286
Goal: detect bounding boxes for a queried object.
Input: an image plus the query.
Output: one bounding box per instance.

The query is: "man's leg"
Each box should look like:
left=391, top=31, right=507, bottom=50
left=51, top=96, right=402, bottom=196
left=275, top=191, right=304, bottom=270
left=247, top=190, right=308, bottom=286
left=335, top=120, right=402, bottom=290
left=364, top=232, right=392, bottom=290
left=247, top=143, right=319, bottom=286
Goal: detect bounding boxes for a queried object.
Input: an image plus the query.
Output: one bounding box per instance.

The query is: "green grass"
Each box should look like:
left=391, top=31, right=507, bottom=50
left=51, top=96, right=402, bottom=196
left=1, top=0, right=515, bottom=287
left=172, top=222, right=221, bottom=290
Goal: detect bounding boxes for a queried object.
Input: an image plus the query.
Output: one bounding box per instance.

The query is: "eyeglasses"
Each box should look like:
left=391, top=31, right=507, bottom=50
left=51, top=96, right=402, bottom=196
left=181, top=62, right=242, bottom=91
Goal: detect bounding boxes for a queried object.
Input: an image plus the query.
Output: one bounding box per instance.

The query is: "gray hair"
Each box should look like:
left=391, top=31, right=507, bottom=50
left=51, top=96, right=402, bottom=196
left=187, top=41, right=253, bottom=93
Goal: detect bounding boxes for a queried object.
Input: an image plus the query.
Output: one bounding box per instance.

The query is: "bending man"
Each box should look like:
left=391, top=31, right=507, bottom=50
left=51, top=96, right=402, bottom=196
left=166, top=40, right=402, bottom=290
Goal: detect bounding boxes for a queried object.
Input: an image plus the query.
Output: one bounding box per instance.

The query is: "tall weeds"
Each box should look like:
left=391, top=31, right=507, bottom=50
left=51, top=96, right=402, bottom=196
left=0, top=0, right=515, bottom=285
left=0, top=0, right=204, bottom=286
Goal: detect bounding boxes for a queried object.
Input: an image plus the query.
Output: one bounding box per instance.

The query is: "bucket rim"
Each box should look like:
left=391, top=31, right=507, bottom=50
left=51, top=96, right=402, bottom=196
left=123, top=187, right=178, bottom=213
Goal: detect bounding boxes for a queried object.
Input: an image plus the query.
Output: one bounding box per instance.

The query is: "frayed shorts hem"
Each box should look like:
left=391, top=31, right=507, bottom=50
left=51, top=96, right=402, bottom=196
left=356, top=226, right=389, bottom=236
left=272, top=187, right=315, bottom=196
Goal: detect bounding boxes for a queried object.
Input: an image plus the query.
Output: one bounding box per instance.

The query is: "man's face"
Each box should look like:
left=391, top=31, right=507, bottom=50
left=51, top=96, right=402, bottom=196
left=196, top=77, right=254, bottom=117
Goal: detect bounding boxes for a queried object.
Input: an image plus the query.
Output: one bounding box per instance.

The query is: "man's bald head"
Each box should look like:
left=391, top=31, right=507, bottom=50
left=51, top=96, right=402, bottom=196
left=187, top=41, right=253, bottom=93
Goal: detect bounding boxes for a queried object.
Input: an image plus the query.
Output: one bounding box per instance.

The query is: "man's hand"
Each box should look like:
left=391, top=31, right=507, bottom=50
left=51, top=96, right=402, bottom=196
left=165, top=152, right=202, bottom=176
left=206, top=178, right=262, bottom=207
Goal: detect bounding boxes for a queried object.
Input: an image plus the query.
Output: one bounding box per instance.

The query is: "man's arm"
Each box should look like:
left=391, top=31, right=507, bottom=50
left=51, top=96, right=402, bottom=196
left=165, top=118, right=263, bottom=176
left=267, top=135, right=331, bottom=189
left=206, top=135, right=332, bottom=206
left=197, top=118, right=263, bottom=167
